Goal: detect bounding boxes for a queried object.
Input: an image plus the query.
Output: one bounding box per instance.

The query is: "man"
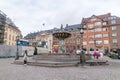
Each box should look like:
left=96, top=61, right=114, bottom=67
left=80, top=50, right=86, bottom=66
left=33, top=47, right=38, bottom=55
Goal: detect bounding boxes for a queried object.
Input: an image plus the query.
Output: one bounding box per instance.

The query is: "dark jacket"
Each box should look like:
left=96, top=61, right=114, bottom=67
left=33, top=47, right=38, bottom=55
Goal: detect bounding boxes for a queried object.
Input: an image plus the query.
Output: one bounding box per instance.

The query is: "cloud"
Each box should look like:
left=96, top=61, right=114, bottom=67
left=0, top=0, right=120, bottom=36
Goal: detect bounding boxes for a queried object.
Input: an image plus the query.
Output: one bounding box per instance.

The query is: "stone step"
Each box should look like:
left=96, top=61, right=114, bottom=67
left=13, top=60, right=79, bottom=67
left=33, top=53, right=80, bottom=61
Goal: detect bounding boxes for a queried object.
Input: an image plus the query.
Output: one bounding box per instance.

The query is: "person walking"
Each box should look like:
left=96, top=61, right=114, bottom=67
left=23, top=50, right=28, bottom=65
left=33, top=47, right=38, bottom=55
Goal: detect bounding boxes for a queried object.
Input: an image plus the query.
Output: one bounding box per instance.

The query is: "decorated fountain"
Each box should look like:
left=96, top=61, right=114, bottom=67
left=14, top=24, right=80, bottom=67
left=53, top=24, right=71, bottom=53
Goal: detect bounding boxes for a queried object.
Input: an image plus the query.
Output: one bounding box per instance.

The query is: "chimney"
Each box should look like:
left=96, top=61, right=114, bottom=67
left=66, top=24, right=68, bottom=27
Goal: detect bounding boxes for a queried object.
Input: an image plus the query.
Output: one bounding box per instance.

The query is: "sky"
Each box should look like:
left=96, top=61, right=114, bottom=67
left=0, top=0, right=120, bottom=36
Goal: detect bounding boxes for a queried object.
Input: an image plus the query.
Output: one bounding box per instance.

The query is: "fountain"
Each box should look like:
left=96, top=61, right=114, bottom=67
left=53, top=24, right=71, bottom=53
left=14, top=24, right=80, bottom=67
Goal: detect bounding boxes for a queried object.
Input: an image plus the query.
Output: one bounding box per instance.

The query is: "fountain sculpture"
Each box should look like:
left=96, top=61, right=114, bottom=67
left=53, top=24, right=71, bottom=53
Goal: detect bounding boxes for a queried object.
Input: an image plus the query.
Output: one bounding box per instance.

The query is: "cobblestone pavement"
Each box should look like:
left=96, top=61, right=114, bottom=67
left=0, top=57, right=120, bottom=80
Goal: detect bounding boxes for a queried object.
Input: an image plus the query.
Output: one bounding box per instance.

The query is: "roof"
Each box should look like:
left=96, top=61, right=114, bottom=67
left=64, top=24, right=81, bottom=31
left=81, top=13, right=111, bottom=23
left=24, top=32, right=40, bottom=39
left=0, top=10, right=21, bottom=32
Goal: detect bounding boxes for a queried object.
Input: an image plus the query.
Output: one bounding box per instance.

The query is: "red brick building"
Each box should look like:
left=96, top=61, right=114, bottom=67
left=81, top=13, right=120, bottom=53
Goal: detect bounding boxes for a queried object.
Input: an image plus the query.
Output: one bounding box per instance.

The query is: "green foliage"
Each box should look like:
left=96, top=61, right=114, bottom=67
left=109, top=52, right=118, bottom=59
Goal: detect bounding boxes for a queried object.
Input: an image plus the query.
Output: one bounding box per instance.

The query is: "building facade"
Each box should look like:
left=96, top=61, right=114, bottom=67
left=0, top=10, right=22, bottom=45
left=0, top=11, right=6, bottom=44
left=81, top=13, right=120, bottom=53
left=35, top=32, right=53, bottom=52
left=4, top=23, right=21, bottom=45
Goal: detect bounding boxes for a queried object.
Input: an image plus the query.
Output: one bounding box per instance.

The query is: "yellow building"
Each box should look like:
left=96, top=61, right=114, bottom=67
left=4, top=23, right=22, bottom=45
left=0, top=11, right=22, bottom=45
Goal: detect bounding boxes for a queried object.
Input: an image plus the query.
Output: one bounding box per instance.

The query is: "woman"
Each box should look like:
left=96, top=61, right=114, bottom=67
left=23, top=50, right=28, bottom=65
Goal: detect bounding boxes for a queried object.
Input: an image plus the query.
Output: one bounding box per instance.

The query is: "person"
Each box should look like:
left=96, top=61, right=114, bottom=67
left=93, top=50, right=99, bottom=59
left=33, top=47, right=38, bottom=55
left=99, top=51, right=104, bottom=60
left=23, top=50, right=28, bottom=65
left=80, top=50, right=86, bottom=66
left=93, top=50, right=97, bottom=59
left=96, top=50, right=100, bottom=59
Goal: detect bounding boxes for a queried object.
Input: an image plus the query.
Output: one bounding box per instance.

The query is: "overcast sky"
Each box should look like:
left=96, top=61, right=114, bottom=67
left=0, top=0, right=120, bottom=36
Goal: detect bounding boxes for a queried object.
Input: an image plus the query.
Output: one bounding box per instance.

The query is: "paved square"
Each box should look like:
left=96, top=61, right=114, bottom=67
left=0, top=58, right=120, bottom=80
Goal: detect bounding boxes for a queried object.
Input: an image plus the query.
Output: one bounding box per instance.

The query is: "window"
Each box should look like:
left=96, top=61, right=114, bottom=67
left=76, top=39, right=80, bottom=43
left=112, top=32, right=117, bottom=36
left=9, top=35, right=11, bottom=40
left=103, top=34, right=108, bottom=37
left=95, top=22, right=101, bottom=26
left=95, top=34, right=102, bottom=38
left=95, top=28, right=102, bottom=32
left=111, top=26, right=117, bottom=30
left=89, top=35, right=94, bottom=38
left=88, top=24, right=94, bottom=28
left=111, top=20, right=116, bottom=24
left=83, top=36, right=86, bottom=38
left=83, top=25, right=87, bottom=28
left=103, top=28, right=107, bottom=31
left=89, top=41, right=94, bottom=44
left=96, top=40, right=102, bottom=45
left=4, top=32, right=7, bottom=38
left=109, top=16, right=116, bottom=20
left=88, top=30, right=94, bottom=32
left=77, top=45, right=80, bottom=49
left=103, top=22, right=107, bottom=26
left=90, top=48, right=94, bottom=51
left=104, top=40, right=109, bottom=44
left=83, top=42, right=87, bottom=45
left=113, top=39, right=117, bottom=43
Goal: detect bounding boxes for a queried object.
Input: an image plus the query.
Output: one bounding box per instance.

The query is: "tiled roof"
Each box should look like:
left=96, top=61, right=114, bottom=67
left=24, top=24, right=81, bottom=39
left=64, top=24, right=81, bottom=31
left=82, top=13, right=111, bottom=23
left=0, top=10, right=21, bottom=32
left=24, top=32, right=40, bottom=39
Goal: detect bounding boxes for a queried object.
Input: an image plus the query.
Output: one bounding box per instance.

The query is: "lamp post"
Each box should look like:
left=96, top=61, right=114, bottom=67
left=78, top=24, right=86, bottom=64
left=15, top=36, right=20, bottom=60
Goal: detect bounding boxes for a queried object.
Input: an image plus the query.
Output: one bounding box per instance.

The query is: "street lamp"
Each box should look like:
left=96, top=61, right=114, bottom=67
left=15, top=36, right=20, bottom=60
left=78, top=25, right=86, bottom=64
